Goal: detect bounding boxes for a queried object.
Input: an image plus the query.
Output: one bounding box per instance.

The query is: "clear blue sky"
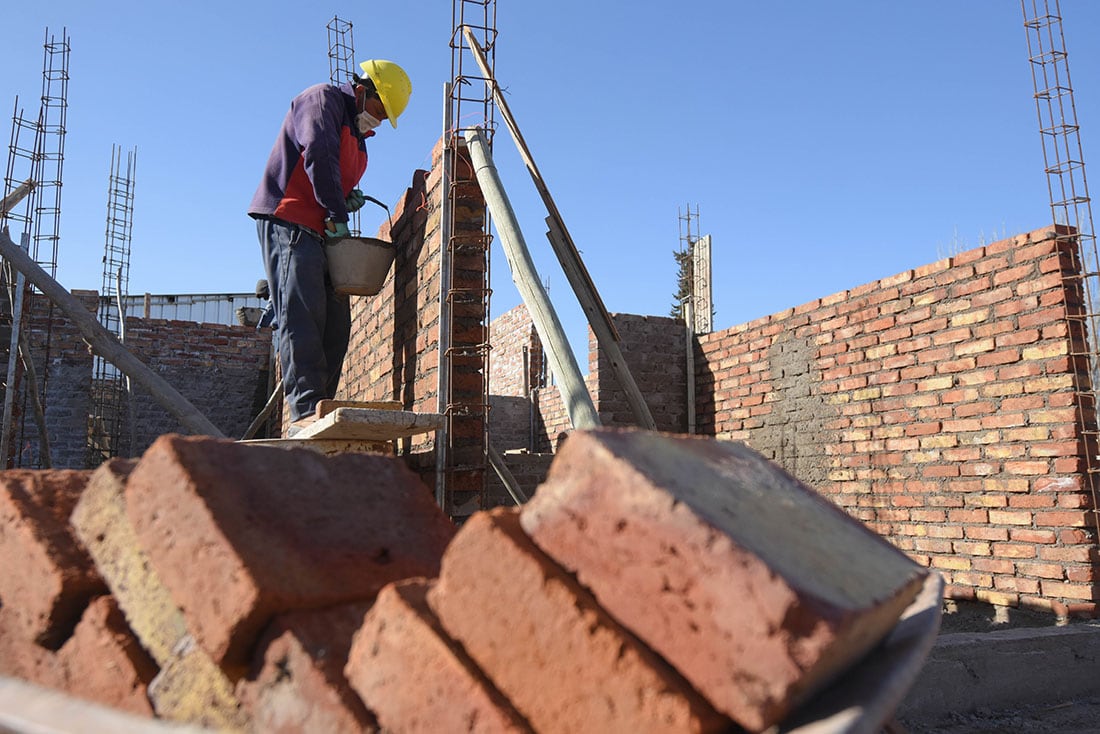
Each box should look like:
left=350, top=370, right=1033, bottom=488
left=3, top=2, right=1099, bottom=369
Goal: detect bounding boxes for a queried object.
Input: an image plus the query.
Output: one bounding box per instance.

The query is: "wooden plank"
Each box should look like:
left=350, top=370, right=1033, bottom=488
left=0, top=675, right=210, bottom=734
left=459, top=28, right=616, bottom=338
left=241, top=437, right=395, bottom=456
left=316, top=399, right=403, bottom=419
left=296, top=408, right=444, bottom=442
left=0, top=179, right=34, bottom=218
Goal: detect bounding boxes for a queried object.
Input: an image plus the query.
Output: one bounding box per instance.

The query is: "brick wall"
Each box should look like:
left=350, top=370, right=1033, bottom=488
left=486, top=226, right=1098, bottom=613
left=6, top=292, right=272, bottom=469
left=490, top=308, right=689, bottom=452
left=590, top=313, right=689, bottom=432
left=694, top=226, right=1096, bottom=613
left=10, top=290, right=98, bottom=469
left=339, top=139, right=488, bottom=493
left=121, top=317, right=273, bottom=454
left=532, top=387, right=570, bottom=454
left=488, top=304, right=543, bottom=398
left=338, top=169, right=430, bottom=412
left=487, top=304, right=544, bottom=453
left=487, top=304, right=569, bottom=453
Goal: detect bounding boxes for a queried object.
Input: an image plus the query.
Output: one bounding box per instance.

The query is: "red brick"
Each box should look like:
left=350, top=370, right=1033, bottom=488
left=0, top=606, right=64, bottom=690
left=345, top=579, right=530, bottom=733
left=58, top=595, right=157, bottom=716
left=0, top=470, right=104, bottom=647
left=125, top=435, right=456, bottom=673
left=519, top=429, right=927, bottom=732
left=238, top=602, right=378, bottom=733
left=428, top=508, right=726, bottom=734
left=71, top=458, right=247, bottom=729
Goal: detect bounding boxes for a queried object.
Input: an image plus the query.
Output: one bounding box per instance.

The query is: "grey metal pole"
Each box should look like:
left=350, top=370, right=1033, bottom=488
left=464, top=128, right=599, bottom=430
left=546, top=218, right=657, bottom=430
left=462, top=28, right=655, bottom=430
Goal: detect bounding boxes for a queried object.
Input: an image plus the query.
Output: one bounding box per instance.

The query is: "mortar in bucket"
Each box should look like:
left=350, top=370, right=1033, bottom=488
left=325, top=195, right=396, bottom=297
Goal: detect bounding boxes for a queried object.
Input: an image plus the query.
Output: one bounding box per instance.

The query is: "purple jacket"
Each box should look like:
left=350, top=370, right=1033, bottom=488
left=248, top=82, right=368, bottom=235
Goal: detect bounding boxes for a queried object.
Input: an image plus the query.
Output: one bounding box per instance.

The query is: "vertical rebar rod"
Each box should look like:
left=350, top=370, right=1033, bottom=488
left=32, top=28, right=69, bottom=277
left=90, top=145, right=136, bottom=465
left=327, top=16, right=360, bottom=235
left=442, top=0, right=496, bottom=516
left=326, top=16, right=356, bottom=86
left=1022, top=0, right=1100, bottom=536
left=685, top=297, right=696, bottom=435
left=435, top=82, right=455, bottom=509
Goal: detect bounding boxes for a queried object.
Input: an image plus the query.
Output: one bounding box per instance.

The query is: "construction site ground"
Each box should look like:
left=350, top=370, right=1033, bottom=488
left=897, top=600, right=1100, bottom=732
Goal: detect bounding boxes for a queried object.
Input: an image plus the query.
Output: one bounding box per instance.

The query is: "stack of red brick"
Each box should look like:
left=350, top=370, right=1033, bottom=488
left=0, top=428, right=928, bottom=733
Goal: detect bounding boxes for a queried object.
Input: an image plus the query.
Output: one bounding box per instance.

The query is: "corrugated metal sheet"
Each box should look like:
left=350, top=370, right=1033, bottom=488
left=115, top=293, right=266, bottom=327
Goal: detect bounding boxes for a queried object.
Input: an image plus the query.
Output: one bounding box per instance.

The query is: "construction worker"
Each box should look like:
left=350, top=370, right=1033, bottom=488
left=248, top=60, right=412, bottom=436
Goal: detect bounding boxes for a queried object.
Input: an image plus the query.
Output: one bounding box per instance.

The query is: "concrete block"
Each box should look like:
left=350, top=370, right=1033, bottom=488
left=70, top=458, right=246, bottom=730
left=346, top=580, right=530, bottom=733
left=58, top=595, right=157, bottom=716
left=0, top=469, right=103, bottom=648
left=237, top=602, right=378, bottom=733
left=520, top=428, right=928, bottom=732
left=124, top=435, right=455, bottom=674
left=428, top=508, right=727, bottom=733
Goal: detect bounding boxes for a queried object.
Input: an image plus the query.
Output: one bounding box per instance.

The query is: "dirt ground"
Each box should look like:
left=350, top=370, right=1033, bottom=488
left=896, top=600, right=1100, bottom=733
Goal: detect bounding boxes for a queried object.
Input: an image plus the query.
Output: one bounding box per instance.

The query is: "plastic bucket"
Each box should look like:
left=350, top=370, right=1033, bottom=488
left=325, top=236, right=396, bottom=296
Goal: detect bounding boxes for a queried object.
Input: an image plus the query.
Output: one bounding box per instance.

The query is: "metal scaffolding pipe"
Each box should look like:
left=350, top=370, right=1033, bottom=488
left=461, top=27, right=656, bottom=430
left=464, top=127, right=599, bottom=430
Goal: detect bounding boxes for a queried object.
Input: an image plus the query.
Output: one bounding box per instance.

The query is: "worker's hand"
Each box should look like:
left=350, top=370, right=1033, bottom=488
left=345, top=189, right=366, bottom=213
left=325, top=220, right=351, bottom=239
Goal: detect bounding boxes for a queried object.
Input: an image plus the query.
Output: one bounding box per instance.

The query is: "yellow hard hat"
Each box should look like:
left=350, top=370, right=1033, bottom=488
left=359, top=59, right=412, bottom=129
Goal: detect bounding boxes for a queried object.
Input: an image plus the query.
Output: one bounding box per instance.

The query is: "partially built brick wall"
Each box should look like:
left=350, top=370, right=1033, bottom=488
left=121, top=317, right=272, bottom=452
left=694, top=226, right=1096, bottom=614
left=487, top=227, right=1099, bottom=614
left=12, top=290, right=98, bottom=469
left=7, top=292, right=272, bottom=469
left=487, top=305, right=543, bottom=452
left=490, top=308, right=689, bottom=453
left=339, top=139, right=488, bottom=494
left=589, top=313, right=690, bottom=432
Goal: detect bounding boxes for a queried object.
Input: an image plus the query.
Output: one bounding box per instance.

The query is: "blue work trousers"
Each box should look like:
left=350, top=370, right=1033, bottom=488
left=257, top=218, right=351, bottom=421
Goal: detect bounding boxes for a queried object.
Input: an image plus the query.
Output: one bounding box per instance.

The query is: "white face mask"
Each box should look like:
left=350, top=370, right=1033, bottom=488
left=356, top=111, right=382, bottom=134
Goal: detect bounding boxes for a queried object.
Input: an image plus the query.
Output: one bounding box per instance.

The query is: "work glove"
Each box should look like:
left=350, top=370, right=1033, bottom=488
left=345, top=189, right=366, bottom=213
left=325, top=220, right=351, bottom=239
